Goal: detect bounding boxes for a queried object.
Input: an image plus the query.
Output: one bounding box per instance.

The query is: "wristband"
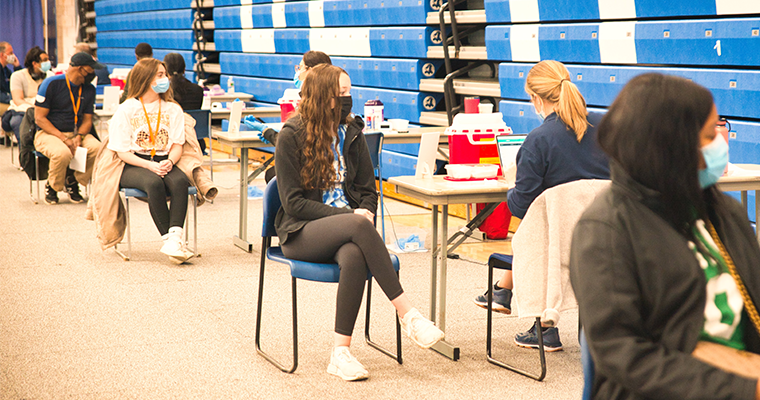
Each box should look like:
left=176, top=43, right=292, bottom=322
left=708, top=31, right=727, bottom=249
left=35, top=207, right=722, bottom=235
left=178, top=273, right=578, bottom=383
left=168, top=159, right=174, bottom=166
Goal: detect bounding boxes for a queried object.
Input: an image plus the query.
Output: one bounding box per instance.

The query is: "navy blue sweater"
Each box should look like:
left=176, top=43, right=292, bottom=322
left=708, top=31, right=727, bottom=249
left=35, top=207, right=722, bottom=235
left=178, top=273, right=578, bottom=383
left=507, top=112, right=610, bottom=219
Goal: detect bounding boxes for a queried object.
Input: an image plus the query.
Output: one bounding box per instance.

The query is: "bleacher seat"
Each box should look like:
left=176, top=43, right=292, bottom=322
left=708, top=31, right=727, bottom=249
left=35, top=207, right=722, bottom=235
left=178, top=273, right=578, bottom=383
left=97, top=9, right=194, bottom=31
left=221, top=75, right=293, bottom=104
left=95, top=0, right=188, bottom=16
left=352, top=86, right=442, bottom=124
left=97, top=30, right=201, bottom=50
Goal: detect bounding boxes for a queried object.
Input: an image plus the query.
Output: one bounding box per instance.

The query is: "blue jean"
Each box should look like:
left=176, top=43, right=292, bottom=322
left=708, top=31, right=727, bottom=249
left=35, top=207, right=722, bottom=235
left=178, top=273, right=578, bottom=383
left=10, top=112, right=22, bottom=142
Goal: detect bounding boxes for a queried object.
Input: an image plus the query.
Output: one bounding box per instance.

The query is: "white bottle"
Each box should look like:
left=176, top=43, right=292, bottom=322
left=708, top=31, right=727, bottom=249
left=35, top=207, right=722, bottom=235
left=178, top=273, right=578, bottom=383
left=227, top=76, right=235, bottom=94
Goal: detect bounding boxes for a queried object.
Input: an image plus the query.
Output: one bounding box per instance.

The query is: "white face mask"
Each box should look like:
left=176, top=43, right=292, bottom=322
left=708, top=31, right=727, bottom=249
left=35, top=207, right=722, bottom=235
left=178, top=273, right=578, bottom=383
left=5, top=54, right=15, bottom=64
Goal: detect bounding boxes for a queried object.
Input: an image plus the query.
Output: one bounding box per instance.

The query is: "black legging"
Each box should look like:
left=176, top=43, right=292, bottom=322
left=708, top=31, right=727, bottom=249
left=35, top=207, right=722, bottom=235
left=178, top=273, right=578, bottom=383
left=120, top=154, right=190, bottom=236
left=281, top=213, right=404, bottom=336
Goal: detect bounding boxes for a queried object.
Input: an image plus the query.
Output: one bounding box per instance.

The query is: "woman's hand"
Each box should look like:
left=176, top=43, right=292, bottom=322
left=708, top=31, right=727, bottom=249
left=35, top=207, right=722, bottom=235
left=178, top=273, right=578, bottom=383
left=354, top=208, right=374, bottom=222
left=158, top=159, right=173, bottom=174
left=146, top=161, right=167, bottom=177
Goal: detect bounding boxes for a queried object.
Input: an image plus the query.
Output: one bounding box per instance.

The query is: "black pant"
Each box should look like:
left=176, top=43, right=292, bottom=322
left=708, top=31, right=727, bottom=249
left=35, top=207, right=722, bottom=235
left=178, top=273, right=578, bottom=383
left=281, top=213, right=404, bottom=336
left=120, top=154, right=190, bottom=236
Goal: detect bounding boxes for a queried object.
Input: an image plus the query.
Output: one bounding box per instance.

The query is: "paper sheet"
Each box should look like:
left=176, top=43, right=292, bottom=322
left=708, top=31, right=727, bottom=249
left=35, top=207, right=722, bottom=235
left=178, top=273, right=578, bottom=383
left=69, top=146, right=87, bottom=173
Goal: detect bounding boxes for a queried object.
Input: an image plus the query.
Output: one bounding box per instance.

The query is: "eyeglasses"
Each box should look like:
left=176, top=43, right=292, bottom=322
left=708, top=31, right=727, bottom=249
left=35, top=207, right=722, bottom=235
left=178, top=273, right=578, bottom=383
left=716, top=117, right=731, bottom=133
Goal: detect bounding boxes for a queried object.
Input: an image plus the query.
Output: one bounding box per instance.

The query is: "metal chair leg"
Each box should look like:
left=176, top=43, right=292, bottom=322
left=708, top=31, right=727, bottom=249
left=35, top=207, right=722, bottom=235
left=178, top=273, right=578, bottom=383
left=486, top=263, right=546, bottom=381
left=364, top=272, right=403, bottom=364
left=255, top=238, right=298, bottom=373
left=114, top=193, right=132, bottom=261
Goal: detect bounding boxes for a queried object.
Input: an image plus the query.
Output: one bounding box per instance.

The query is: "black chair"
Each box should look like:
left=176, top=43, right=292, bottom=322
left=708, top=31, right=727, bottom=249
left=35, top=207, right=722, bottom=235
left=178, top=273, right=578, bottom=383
left=485, top=253, right=546, bottom=381
left=363, top=131, right=386, bottom=241
left=256, top=177, right=402, bottom=373
left=186, top=109, right=213, bottom=180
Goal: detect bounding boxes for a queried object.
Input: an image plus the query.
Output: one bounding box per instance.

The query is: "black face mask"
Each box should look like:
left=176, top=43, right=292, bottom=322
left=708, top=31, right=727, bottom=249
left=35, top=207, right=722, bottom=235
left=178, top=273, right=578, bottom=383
left=81, top=67, right=96, bottom=84
left=339, top=95, right=352, bottom=121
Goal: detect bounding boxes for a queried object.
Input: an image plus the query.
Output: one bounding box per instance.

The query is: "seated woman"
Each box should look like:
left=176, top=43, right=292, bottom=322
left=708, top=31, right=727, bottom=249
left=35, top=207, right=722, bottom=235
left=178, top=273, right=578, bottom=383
left=571, top=73, right=760, bottom=399
left=163, top=53, right=205, bottom=152
left=275, top=64, right=443, bottom=381
left=472, top=60, right=610, bottom=351
left=107, top=58, right=193, bottom=264
left=6, top=46, right=49, bottom=142
left=245, top=50, right=332, bottom=182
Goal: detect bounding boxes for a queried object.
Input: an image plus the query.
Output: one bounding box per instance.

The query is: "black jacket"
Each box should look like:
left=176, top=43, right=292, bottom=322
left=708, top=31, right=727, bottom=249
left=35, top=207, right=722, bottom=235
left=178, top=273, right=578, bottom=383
left=570, top=164, right=760, bottom=400
left=274, top=114, right=377, bottom=244
left=171, top=75, right=204, bottom=111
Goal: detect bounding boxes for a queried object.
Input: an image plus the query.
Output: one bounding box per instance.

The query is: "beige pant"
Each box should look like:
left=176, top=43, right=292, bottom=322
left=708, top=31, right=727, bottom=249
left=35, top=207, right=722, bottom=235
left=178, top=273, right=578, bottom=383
left=34, top=130, right=100, bottom=192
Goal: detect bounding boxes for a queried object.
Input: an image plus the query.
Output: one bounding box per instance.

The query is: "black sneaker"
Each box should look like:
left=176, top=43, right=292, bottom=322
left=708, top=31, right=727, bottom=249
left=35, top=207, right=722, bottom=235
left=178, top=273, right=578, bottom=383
left=474, top=285, right=512, bottom=314
left=65, top=177, right=85, bottom=203
left=44, top=183, right=59, bottom=205
left=514, top=323, right=563, bottom=352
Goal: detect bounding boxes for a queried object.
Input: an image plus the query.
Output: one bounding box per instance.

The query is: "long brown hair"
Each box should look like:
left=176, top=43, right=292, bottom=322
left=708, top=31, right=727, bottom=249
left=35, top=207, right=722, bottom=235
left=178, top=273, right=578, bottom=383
left=525, top=60, right=588, bottom=142
left=297, top=64, right=344, bottom=190
left=126, top=58, right=175, bottom=103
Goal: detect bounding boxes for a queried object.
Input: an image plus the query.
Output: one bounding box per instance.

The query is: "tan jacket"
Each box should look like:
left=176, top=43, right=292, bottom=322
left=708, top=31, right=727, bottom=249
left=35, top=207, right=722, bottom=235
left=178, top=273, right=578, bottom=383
left=512, top=179, right=610, bottom=323
left=86, top=113, right=215, bottom=250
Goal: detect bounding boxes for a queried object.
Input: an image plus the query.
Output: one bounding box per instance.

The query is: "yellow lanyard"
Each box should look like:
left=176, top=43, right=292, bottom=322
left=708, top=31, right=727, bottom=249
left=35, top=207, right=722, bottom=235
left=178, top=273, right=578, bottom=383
left=64, top=74, right=81, bottom=133
left=139, top=98, right=161, bottom=159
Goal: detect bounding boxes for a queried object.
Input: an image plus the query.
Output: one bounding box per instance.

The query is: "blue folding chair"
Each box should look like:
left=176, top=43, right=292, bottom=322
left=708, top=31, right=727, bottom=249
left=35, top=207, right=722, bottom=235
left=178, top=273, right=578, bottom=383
left=363, top=131, right=385, bottom=241
left=114, top=186, right=199, bottom=261
left=186, top=109, right=214, bottom=181
left=485, top=253, right=547, bottom=381
left=256, top=177, right=402, bottom=373
left=580, top=328, right=594, bottom=400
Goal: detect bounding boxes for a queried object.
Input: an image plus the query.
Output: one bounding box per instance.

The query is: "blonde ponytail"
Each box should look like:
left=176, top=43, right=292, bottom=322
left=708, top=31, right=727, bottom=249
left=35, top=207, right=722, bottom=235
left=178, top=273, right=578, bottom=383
left=525, top=60, right=589, bottom=142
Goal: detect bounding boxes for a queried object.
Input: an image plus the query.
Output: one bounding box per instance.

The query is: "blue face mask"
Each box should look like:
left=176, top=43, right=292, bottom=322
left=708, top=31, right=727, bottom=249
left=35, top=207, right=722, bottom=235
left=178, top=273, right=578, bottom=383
left=698, top=135, right=729, bottom=189
left=532, top=97, right=545, bottom=121
left=293, top=70, right=302, bottom=89
left=152, top=77, right=170, bottom=94
left=40, top=61, right=51, bottom=73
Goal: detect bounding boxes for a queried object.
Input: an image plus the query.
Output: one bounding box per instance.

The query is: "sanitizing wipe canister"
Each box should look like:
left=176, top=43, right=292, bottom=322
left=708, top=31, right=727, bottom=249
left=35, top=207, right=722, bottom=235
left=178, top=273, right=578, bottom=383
left=363, top=99, right=384, bottom=132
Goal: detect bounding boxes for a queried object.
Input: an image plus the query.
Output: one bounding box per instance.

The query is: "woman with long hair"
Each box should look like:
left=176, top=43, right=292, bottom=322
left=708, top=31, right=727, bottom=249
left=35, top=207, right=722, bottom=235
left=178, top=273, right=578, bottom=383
left=473, top=60, right=610, bottom=351
left=106, top=58, right=193, bottom=264
left=571, top=73, right=760, bottom=399
left=275, top=64, right=443, bottom=381
left=6, top=46, right=49, bottom=142
left=162, top=53, right=204, bottom=152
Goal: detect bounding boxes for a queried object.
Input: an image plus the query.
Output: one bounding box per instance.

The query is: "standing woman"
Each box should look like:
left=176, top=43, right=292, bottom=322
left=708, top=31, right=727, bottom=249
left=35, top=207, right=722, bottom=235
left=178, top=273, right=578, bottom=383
left=472, top=60, right=610, bottom=351
left=107, top=58, right=193, bottom=264
left=6, top=46, right=49, bottom=142
left=275, top=64, right=443, bottom=381
left=571, top=73, right=760, bottom=399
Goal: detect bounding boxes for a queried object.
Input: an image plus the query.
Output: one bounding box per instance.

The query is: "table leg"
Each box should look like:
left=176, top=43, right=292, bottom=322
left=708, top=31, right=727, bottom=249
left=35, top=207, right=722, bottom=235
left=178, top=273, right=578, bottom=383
left=233, top=149, right=253, bottom=252
left=430, top=205, right=438, bottom=324
left=742, top=191, right=748, bottom=209
left=429, top=204, right=460, bottom=361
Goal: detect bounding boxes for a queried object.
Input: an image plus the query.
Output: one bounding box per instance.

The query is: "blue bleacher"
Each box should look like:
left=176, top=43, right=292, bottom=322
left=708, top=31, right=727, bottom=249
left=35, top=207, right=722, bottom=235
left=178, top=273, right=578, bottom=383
left=352, top=87, right=442, bottom=124
left=220, top=53, right=301, bottom=80
left=499, top=63, right=760, bottom=119
left=215, top=27, right=435, bottom=58
left=484, top=0, right=752, bottom=24
left=94, top=0, right=190, bottom=17
left=284, top=2, right=311, bottom=27
left=97, top=31, right=199, bottom=50
left=381, top=149, right=420, bottom=178
left=221, top=75, right=292, bottom=104
left=99, top=49, right=195, bottom=70
left=96, top=9, right=194, bottom=31
left=333, top=57, right=442, bottom=91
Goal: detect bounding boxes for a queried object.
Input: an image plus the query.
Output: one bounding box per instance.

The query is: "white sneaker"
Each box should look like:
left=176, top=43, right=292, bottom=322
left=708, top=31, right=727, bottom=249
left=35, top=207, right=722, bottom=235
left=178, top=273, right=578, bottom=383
left=161, top=228, right=190, bottom=264
left=326, top=346, right=369, bottom=381
left=400, top=308, right=444, bottom=349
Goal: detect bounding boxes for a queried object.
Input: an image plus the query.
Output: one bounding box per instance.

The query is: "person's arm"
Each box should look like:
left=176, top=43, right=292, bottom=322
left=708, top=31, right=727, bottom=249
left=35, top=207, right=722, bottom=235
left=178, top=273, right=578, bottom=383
left=506, top=145, right=546, bottom=219
left=10, top=88, right=24, bottom=106
left=352, top=131, right=378, bottom=213
left=10, top=72, right=26, bottom=106
left=275, top=125, right=353, bottom=221
left=570, top=218, right=758, bottom=399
